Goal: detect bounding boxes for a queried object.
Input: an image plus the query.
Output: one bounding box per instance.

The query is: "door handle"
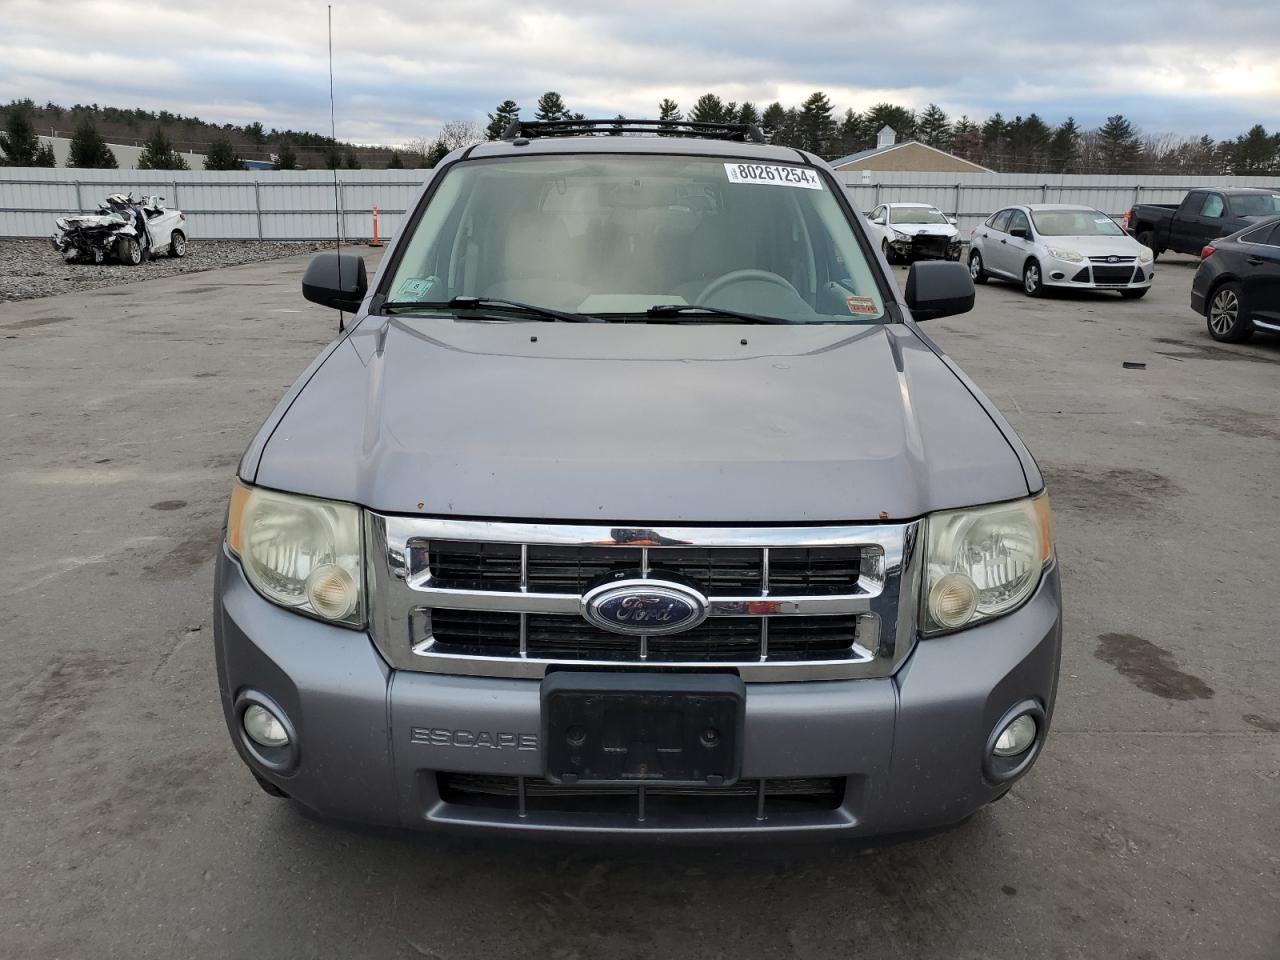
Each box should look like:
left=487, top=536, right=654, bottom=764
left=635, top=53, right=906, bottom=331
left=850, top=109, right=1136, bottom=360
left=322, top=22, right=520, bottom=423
left=1000, top=239, right=1008, bottom=244
left=1246, top=256, right=1264, bottom=266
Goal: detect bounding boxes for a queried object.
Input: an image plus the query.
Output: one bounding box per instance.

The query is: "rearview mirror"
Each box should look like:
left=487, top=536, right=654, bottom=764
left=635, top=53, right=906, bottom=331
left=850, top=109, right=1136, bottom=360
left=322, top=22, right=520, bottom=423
left=1010, top=226, right=1030, bottom=240
left=904, top=261, right=975, bottom=321
left=302, top=251, right=368, bottom=311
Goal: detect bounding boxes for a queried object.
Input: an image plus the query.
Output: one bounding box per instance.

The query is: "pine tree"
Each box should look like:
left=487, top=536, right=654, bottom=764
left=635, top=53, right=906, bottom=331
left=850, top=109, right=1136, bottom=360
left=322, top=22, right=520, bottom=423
left=344, top=148, right=361, bottom=169
left=950, top=116, right=981, bottom=162
left=864, top=103, right=915, bottom=142
left=273, top=140, right=298, bottom=170
left=204, top=133, right=240, bottom=170
left=1231, top=124, right=1277, bottom=175
left=1048, top=118, right=1080, bottom=174
left=916, top=104, right=952, bottom=149
left=136, top=126, right=188, bottom=170
left=834, top=109, right=865, bottom=155
left=609, top=114, right=626, bottom=136
left=1014, top=113, right=1052, bottom=172
left=424, top=139, right=450, bottom=167
left=386, top=150, right=404, bottom=169
left=535, top=92, right=570, bottom=122
left=736, top=102, right=760, bottom=127
left=689, top=93, right=726, bottom=124
left=68, top=116, right=117, bottom=168
left=761, top=102, right=787, bottom=142
left=1097, top=114, right=1141, bottom=173
left=772, top=108, right=802, bottom=148
left=0, top=103, right=43, bottom=166
left=33, top=141, right=56, bottom=166
left=485, top=100, right=520, bottom=140
left=797, top=92, right=835, bottom=154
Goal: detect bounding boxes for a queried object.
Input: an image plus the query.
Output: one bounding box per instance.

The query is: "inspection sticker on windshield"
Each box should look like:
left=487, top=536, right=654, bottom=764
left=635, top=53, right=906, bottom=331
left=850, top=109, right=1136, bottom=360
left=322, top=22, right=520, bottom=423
left=846, top=295, right=879, bottom=315
left=724, top=163, right=823, bottom=190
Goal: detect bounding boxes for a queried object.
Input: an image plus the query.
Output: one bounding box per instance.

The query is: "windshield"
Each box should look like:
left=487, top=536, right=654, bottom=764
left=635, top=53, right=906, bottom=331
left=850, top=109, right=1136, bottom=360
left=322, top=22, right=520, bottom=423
left=384, top=154, right=886, bottom=324
left=1030, top=210, right=1123, bottom=237
left=890, top=206, right=947, bottom=225
left=1232, top=193, right=1280, bottom=217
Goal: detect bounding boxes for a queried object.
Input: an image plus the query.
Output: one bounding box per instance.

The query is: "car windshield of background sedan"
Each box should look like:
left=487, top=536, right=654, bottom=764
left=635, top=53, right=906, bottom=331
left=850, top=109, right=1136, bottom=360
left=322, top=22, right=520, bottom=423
left=1232, top=193, right=1280, bottom=217
left=384, top=154, right=886, bottom=324
left=1030, top=210, right=1124, bottom=237
left=891, top=206, right=948, bottom=224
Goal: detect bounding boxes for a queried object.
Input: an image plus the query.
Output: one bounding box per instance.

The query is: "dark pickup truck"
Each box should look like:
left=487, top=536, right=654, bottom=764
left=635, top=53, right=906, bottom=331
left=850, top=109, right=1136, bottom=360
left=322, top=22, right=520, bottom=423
left=1123, top=187, right=1280, bottom=259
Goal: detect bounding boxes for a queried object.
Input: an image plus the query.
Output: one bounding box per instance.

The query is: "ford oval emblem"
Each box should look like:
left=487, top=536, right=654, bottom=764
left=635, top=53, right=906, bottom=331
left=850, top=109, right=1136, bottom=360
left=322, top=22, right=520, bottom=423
left=1107, top=255, right=1119, bottom=263
left=582, top=579, right=708, bottom=636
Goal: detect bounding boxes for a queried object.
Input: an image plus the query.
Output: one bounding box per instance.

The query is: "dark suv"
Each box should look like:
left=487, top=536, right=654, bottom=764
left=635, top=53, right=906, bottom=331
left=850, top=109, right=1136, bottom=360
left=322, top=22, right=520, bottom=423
left=215, top=119, right=1061, bottom=838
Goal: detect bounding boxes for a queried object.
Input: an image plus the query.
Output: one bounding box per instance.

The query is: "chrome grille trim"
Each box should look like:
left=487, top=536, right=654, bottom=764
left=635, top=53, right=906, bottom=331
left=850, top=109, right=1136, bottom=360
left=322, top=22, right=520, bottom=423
left=367, top=515, right=921, bottom=682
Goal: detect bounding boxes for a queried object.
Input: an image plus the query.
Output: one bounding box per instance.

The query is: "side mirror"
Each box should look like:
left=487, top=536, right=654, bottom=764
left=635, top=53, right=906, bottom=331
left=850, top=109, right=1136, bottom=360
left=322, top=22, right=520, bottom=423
left=904, top=260, right=975, bottom=321
left=1010, top=226, right=1030, bottom=240
left=948, top=216, right=958, bottom=225
left=302, top=251, right=368, bottom=311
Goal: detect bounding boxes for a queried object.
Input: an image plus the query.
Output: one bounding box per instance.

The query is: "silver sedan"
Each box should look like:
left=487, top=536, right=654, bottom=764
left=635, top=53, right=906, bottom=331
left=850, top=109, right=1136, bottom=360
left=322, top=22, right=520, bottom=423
left=968, top=204, right=1155, bottom=299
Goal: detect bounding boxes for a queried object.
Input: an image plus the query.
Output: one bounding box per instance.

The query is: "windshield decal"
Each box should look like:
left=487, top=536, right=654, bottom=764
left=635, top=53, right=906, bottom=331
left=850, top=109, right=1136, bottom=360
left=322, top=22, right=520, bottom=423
left=394, top=276, right=437, bottom=299
left=723, top=163, right=823, bottom=190
left=845, top=295, right=879, bottom=316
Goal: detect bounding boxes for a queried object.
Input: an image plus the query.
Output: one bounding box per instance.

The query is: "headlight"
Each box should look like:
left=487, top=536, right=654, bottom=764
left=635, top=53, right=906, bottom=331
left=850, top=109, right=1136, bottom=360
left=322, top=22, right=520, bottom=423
left=1137, top=248, right=1153, bottom=264
left=922, top=494, right=1052, bottom=635
left=1045, top=247, right=1084, bottom=263
left=892, top=230, right=911, bottom=242
left=227, top=481, right=364, bottom=627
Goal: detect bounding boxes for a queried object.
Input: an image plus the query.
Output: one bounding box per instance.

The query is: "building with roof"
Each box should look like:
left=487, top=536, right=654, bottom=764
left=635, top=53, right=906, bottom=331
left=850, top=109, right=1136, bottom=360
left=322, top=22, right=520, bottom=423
left=830, top=126, right=991, bottom=174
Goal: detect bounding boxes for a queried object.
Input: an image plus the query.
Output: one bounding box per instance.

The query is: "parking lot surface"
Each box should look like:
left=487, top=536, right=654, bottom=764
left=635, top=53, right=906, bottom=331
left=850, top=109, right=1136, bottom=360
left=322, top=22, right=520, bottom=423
left=1, top=252, right=1277, bottom=959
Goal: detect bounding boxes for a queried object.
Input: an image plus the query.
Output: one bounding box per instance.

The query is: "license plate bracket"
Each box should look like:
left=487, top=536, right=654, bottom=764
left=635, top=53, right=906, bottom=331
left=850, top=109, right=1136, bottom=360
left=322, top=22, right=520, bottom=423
left=541, top=673, right=745, bottom=786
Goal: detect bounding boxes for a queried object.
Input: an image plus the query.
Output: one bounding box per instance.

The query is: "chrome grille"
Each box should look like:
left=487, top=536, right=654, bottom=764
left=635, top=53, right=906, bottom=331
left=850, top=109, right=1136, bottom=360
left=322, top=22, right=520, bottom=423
left=368, top=516, right=920, bottom=682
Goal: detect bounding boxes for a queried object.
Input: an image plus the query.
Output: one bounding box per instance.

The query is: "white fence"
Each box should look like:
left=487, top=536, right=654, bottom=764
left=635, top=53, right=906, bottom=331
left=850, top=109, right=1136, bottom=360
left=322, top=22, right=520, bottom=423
left=2, top=165, right=1278, bottom=240
left=0, top=168, right=426, bottom=241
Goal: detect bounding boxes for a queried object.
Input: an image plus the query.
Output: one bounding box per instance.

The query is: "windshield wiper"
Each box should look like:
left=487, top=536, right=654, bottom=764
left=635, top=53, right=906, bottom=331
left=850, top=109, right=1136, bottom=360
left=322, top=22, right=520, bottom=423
left=383, top=296, right=602, bottom=323
left=644, top=304, right=790, bottom=324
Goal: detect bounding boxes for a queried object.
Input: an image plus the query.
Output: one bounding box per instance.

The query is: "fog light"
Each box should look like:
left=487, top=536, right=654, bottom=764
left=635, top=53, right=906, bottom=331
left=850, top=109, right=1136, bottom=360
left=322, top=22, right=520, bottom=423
left=927, top=573, right=978, bottom=629
left=243, top=704, right=290, bottom=748
left=993, top=714, right=1037, bottom=757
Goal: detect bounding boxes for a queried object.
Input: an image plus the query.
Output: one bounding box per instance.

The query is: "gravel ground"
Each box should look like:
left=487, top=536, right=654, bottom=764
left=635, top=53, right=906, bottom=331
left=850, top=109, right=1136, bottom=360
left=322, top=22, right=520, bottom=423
left=0, top=238, right=337, bottom=302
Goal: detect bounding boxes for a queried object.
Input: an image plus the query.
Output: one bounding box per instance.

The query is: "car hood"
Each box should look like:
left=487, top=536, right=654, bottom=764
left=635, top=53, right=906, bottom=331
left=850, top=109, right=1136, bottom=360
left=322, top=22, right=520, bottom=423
left=251, top=317, right=1031, bottom=523
left=1039, top=233, right=1146, bottom=257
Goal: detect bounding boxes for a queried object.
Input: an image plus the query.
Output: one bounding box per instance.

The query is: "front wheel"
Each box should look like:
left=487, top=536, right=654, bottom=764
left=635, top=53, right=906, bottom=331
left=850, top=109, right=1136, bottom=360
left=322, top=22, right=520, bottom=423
left=1206, top=281, right=1252, bottom=343
left=1119, top=288, right=1149, bottom=300
left=881, top=238, right=897, bottom=265
left=168, top=230, right=187, bottom=258
left=968, top=250, right=988, bottom=284
left=1022, top=259, right=1045, bottom=297
left=117, top=236, right=142, bottom=266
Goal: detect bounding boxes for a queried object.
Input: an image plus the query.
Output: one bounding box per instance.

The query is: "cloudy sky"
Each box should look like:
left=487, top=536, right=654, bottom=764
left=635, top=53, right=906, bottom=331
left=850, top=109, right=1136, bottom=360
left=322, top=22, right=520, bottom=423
left=3, top=0, right=1277, bottom=145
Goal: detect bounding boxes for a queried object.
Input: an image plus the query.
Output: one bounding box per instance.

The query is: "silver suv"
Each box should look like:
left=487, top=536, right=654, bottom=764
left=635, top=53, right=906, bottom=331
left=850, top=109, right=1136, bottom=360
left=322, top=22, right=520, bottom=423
left=215, top=119, right=1061, bottom=838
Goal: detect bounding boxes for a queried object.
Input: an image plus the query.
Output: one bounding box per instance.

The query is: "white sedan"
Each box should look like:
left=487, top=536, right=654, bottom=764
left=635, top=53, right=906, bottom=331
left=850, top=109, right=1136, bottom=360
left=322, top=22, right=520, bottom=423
left=967, top=204, right=1154, bottom=299
left=865, top=202, right=962, bottom=263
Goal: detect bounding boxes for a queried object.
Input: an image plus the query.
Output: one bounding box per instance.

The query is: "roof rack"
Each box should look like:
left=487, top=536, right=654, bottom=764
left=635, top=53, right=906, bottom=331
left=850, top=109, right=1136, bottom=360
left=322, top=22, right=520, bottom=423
left=501, top=118, right=767, bottom=144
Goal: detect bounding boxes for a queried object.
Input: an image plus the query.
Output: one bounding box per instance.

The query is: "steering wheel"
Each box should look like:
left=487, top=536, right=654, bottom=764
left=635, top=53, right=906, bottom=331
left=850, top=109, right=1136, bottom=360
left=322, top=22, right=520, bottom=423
left=698, top=269, right=800, bottom=303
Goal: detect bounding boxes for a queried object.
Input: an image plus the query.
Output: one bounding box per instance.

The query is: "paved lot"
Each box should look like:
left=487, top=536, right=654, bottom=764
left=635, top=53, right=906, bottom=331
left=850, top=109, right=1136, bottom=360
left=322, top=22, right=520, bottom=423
left=1, top=252, right=1277, bottom=960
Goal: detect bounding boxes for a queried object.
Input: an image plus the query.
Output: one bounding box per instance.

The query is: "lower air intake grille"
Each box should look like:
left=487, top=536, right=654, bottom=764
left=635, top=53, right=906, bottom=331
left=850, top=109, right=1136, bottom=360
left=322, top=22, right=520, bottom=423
left=1092, top=265, right=1136, bottom=285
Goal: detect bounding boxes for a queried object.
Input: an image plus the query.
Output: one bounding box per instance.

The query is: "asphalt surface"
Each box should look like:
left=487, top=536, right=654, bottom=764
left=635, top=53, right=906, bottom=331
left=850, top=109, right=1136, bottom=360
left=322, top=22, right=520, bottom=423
left=1, top=251, right=1277, bottom=960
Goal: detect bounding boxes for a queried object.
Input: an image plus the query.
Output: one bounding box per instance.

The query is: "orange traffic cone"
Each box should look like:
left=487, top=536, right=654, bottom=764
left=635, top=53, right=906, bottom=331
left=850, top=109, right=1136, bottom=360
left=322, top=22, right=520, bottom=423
left=368, top=206, right=383, bottom=247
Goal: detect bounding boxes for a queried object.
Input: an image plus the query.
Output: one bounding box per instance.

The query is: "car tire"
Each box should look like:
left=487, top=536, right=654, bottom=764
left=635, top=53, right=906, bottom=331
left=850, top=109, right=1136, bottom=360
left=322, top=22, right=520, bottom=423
left=1206, top=281, right=1252, bottom=343
left=881, top=238, right=897, bottom=265
left=118, top=236, right=142, bottom=266
left=968, top=250, right=988, bottom=284
left=1119, top=288, right=1149, bottom=300
left=1022, top=259, right=1045, bottom=297
left=168, top=230, right=187, bottom=258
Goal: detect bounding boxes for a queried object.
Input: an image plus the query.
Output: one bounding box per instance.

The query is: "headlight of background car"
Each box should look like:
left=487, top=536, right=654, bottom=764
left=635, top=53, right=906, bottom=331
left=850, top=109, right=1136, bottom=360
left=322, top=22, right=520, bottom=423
left=1137, top=249, right=1154, bottom=264
left=893, top=229, right=911, bottom=242
left=227, top=482, right=364, bottom=627
left=1045, top=247, right=1084, bottom=263
left=922, top=494, right=1052, bottom=635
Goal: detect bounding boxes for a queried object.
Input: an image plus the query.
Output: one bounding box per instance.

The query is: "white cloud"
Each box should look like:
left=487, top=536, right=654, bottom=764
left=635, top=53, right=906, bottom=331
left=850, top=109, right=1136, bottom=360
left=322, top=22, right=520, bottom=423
left=2, top=0, right=1277, bottom=144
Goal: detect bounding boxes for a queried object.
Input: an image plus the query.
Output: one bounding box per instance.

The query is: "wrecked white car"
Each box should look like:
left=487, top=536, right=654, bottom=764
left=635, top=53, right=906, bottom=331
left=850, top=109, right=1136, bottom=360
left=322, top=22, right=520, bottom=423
left=50, top=193, right=188, bottom=265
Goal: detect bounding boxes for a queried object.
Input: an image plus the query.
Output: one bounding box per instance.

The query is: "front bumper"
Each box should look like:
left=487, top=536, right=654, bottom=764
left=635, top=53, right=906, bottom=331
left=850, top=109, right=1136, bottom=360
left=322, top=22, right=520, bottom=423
left=888, top=235, right=963, bottom=261
left=214, top=547, right=1062, bottom=838
left=1043, top=258, right=1154, bottom=289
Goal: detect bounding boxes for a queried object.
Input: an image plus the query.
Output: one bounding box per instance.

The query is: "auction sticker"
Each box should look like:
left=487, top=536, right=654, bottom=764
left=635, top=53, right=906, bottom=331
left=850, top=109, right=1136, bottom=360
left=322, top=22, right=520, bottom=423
left=724, top=163, right=823, bottom=190
left=846, top=295, right=879, bottom=316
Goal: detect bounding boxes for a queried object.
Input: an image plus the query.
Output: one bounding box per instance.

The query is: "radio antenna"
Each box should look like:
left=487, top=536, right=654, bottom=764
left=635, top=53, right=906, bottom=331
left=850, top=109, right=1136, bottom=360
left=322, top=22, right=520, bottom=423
left=327, top=4, right=345, bottom=333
